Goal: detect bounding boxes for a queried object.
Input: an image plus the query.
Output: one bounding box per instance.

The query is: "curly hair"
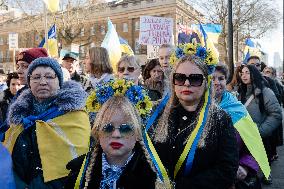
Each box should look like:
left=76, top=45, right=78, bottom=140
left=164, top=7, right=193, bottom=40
left=6, top=72, right=19, bottom=88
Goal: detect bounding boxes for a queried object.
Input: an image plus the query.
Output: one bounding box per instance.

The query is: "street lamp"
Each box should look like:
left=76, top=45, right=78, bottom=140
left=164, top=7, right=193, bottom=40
left=227, top=0, right=234, bottom=83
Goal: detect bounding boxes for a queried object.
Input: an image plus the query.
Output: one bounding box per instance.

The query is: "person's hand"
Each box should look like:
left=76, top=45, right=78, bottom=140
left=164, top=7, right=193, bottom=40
left=237, top=165, right=248, bottom=180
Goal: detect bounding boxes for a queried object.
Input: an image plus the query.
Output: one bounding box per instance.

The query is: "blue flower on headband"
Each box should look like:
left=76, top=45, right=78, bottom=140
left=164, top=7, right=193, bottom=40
left=125, top=85, right=144, bottom=104
left=196, top=46, right=207, bottom=60
left=96, top=85, right=114, bottom=104
left=175, top=47, right=185, bottom=59
left=207, top=65, right=216, bottom=75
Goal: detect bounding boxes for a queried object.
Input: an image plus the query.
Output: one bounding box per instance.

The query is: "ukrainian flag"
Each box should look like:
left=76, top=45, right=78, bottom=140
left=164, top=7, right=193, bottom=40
left=243, top=38, right=261, bottom=64
left=193, top=23, right=220, bottom=62
left=219, top=91, right=270, bottom=179
left=43, top=0, right=59, bottom=12
left=119, top=37, right=134, bottom=55
left=39, top=24, right=58, bottom=57
left=101, top=18, right=122, bottom=73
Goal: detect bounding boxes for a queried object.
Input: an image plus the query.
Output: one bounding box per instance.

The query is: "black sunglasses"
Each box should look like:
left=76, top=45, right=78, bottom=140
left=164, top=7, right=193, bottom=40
left=173, top=73, right=205, bottom=87
left=118, top=67, right=135, bottom=73
left=100, top=123, right=134, bottom=138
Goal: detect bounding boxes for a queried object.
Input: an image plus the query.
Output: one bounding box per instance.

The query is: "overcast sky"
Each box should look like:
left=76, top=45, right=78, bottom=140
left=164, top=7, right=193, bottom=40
left=256, top=0, right=283, bottom=66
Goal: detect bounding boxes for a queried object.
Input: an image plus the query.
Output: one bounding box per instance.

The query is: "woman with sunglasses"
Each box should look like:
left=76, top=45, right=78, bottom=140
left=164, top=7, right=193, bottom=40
left=65, top=79, right=170, bottom=189
left=83, top=47, right=114, bottom=92
left=152, top=43, right=239, bottom=189
left=238, top=65, right=282, bottom=184
left=116, top=55, right=141, bottom=85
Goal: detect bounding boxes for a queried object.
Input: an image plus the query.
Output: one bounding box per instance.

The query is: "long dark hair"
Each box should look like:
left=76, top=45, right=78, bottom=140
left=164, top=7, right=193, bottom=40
left=238, top=65, right=267, bottom=112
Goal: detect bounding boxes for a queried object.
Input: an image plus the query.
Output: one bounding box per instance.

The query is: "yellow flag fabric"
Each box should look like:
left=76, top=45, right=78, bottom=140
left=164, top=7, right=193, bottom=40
left=43, top=38, right=59, bottom=57
left=234, top=115, right=270, bottom=178
left=43, top=0, right=59, bottom=12
left=3, top=110, right=90, bottom=182
left=101, top=18, right=122, bottom=73
left=219, top=91, right=270, bottom=179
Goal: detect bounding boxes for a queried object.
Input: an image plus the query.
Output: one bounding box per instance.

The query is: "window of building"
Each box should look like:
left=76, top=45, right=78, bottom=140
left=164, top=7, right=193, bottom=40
left=0, top=51, right=3, bottom=62
left=6, top=50, right=10, bottom=59
left=90, top=42, right=95, bottom=48
left=123, top=23, right=128, bottom=32
left=135, top=21, right=140, bottom=31
left=0, top=37, right=3, bottom=45
left=80, top=46, right=85, bottom=54
left=90, top=26, right=95, bottom=35
left=135, top=38, right=140, bottom=54
left=80, top=28, right=85, bottom=36
left=101, top=25, right=105, bottom=35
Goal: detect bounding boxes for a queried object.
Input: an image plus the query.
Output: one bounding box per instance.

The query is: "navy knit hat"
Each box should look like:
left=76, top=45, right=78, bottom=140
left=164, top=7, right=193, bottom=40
left=26, top=57, right=64, bottom=87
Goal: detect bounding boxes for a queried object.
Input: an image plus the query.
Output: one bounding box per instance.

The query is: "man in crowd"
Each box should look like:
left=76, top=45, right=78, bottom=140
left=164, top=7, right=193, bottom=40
left=61, top=52, right=87, bottom=85
left=0, top=70, right=7, bottom=92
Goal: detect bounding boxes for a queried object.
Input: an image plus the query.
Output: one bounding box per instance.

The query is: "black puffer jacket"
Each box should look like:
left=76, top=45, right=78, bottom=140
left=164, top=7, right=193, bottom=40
left=153, top=104, right=238, bottom=189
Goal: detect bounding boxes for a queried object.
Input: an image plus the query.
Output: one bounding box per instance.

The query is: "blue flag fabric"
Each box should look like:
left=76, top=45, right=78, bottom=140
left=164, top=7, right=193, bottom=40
left=39, top=24, right=56, bottom=47
left=0, top=144, right=16, bottom=189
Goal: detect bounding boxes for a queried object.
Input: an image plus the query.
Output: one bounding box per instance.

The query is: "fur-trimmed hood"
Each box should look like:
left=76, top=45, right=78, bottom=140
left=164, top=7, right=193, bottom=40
left=8, top=81, right=87, bottom=125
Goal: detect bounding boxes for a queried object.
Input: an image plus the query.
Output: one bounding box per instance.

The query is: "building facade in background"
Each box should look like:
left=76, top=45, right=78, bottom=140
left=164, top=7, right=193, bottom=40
left=0, top=0, right=203, bottom=73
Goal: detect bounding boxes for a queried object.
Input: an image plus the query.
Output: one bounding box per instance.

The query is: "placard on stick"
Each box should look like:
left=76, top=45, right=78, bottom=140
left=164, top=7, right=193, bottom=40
left=139, top=16, right=173, bottom=46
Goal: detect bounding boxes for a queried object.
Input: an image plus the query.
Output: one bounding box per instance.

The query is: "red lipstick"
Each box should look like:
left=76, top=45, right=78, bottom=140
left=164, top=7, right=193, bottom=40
left=110, top=142, right=123, bottom=149
left=181, top=90, right=192, bottom=95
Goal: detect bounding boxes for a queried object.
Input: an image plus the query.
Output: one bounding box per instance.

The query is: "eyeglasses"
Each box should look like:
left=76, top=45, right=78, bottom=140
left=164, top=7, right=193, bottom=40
left=100, top=123, right=135, bottom=138
left=173, top=73, right=205, bottom=86
left=29, top=74, right=57, bottom=83
left=118, top=66, right=135, bottom=73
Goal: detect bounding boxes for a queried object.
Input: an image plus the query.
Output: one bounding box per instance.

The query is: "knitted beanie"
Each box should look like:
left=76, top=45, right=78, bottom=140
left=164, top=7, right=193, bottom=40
left=16, top=48, right=48, bottom=64
left=26, top=57, right=64, bottom=87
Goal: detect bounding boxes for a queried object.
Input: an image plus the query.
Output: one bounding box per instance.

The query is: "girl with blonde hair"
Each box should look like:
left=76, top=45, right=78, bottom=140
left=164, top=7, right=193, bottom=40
left=65, top=79, right=171, bottom=189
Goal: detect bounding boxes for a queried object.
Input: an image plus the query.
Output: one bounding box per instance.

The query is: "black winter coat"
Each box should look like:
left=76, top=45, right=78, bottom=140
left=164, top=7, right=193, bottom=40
left=153, top=104, right=239, bottom=189
left=65, top=144, right=157, bottom=189
left=0, top=89, right=14, bottom=124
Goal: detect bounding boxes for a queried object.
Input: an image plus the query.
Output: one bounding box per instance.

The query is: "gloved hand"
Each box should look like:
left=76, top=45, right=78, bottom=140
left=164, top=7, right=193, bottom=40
left=237, top=165, right=248, bottom=180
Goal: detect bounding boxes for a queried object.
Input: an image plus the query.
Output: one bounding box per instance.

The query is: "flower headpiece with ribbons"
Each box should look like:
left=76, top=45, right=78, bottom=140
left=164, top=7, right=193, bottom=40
left=86, top=79, right=153, bottom=119
left=169, top=42, right=219, bottom=75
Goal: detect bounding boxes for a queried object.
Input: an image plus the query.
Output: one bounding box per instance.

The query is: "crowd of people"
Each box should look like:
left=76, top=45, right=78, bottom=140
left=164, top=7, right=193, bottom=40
left=0, top=41, right=283, bottom=189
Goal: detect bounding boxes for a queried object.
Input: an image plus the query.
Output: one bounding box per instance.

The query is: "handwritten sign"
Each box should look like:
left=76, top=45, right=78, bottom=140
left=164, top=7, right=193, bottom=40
left=147, top=45, right=160, bottom=59
left=139, top=16, right=173, bottom=46
left=9, top=33, right=18, bottom=50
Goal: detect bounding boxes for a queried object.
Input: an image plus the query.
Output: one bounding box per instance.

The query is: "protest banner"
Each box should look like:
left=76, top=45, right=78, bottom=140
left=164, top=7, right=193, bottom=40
left=139, top=16, right=173, bottom=46
left=147, top=45, right=160, bottom=59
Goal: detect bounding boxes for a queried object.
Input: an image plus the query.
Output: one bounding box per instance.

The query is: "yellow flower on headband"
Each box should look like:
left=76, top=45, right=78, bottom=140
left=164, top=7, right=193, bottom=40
left=170, top=53, right=178, bottom=66
left=205, top=50, right=218, bottom=66
left=86, top=91, right=97, bottom=112
left=112, top=79, right=129, bottom=95
left=183, top=43, right=197, bottom=55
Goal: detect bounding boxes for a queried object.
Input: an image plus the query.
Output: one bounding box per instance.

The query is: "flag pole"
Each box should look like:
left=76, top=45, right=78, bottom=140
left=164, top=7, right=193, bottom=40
left=44, top=2, right=49, bottom=53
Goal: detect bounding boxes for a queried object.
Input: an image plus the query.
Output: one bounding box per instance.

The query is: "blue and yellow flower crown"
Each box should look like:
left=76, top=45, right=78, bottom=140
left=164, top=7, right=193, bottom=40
left=86, top=79, right=153, bottom=118
left=169, top=42, right=218, bottom=74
